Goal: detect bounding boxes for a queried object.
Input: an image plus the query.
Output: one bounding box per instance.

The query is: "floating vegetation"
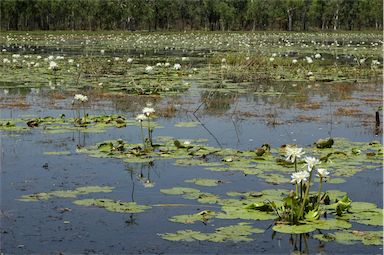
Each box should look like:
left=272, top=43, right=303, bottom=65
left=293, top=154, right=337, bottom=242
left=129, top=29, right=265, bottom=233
left=184, top=178, right=223, bottom=187
left=43, top=151, right=71, bottom=156
left=159, top=222, right=264, bottom=243
left=314, top=230, right=383, bottom=246
left=18, top=186, right=114, bottom=201
left=73, top=199, right=151, bottom=213
left=0, top=114, right=159, bottom=134
left=0, top=32, right=381, bottom=95
left=174, top=121, right=200, bottom=128
left=272, top=219, right=352, bottom=234
left=169, top=210, right=216, bottom=224
left=77, top=137, right=382, bottom=186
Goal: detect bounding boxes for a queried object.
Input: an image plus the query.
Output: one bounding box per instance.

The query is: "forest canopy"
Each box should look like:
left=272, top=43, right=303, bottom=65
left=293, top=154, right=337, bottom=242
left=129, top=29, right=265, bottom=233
left=1, top=0, right=382, bottom=31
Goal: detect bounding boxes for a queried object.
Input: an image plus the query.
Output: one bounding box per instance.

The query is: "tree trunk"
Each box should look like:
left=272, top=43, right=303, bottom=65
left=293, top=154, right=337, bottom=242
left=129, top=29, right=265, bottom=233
left=287, top=8, right=293, bottom=31
left=333, top=8, right=339, bottom=30
left=252, top=19, right=256, bottom=31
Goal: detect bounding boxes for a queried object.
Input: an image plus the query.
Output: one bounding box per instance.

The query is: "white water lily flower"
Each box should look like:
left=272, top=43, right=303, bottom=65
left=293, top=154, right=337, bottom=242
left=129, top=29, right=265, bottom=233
left=317, top=168, right=330, bottom=178
left=173, top=63, right=181, bottom=70
left=285, top=146, right=305, bottom=163
left=74, top=94, right=88, bottom=102
left=183, top=140, right=191, bottom=146
left=127, top=58, right=133, bottom=63
left=292, top=59, right=298, bottom=64
left=291, top=171, right=310, bottom=184
left=145, top=65, right=154, bottom=73
left=269, top=57, right=274, bottom=62
left=181, top=57, right=189, bottom=61
left=304, top=156, right=320, bottom=172
left=314, top=53, right=321, bottom=59
left=135, top=114, right=147, bottom=122
left=164, top=62, right=170, bottom=67
left=305, top=56, right=313, bottom=64
left=48, top=61, right=58, bottom=70
left=142, top=107, right=155, bottom=116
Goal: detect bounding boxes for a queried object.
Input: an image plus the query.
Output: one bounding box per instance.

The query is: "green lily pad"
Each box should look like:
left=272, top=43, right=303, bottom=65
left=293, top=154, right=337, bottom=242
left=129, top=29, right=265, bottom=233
left=159, top=229, right=207, bottom=242
left=43, top=151, right=71, bottom=156
left=160, top=222, right=264, bottom=243
left=307, top=219, right=352, bottom=230
left=73, top=199, right=151, bottom=213
left=185, top=178, right=222, bottom=187
left=314, top=230, right=383, bottom=246
left=272, top=223, right=317, bottom=234
left=18, top=186, right=114, bottom=201
left=170, top=210, right=216, bottom=224
left=174, top=121, right=200, bottom=128
left=217, top=205, right=277, bottom=221
left=160, top=187, right=200, bottom=195
left=183, top=192, right=221, bottom=204
left=258, top=173, right=288, bottom=184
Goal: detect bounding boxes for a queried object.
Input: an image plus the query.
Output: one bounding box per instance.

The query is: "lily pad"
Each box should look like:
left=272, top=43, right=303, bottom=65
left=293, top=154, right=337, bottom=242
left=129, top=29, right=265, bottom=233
left=307, top=219, right=352, bottom=230
left=73, top=199, right=151, bottom=213
left=170, top=210, right=216, bottom=224
left=18, top=186, right=114, bottom=201
left=272, top=223, right=317, bottom=234
left=314, top=230, right=383, bottom=246
left=160, top=222, right=264, bottom=243
left=43, top=151, right=71, bottom=156
left=217, top=205, right=276, bottom=221
left=160, top=187, right=200, bottom=195
left=185, top=178, right=222, bottom=187
left=174, top=121, right=200, bottom=128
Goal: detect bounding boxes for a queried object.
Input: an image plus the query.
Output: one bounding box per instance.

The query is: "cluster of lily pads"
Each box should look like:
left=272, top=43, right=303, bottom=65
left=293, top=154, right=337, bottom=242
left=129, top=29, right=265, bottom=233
left=15, top=110, right=383, bottom=245
left=0, top=31, right=382, bottom=97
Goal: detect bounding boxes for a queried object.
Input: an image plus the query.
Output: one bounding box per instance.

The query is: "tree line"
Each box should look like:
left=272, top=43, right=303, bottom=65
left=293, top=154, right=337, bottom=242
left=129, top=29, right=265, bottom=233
left=1, top=0, right=382, bottom=31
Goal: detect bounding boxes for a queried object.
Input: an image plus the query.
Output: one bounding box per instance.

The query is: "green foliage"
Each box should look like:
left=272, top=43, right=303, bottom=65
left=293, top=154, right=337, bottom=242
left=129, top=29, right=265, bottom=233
left=185, top=178, right=222, bottom=187
left=73, top=199, right=151, bottom=213
left=18, top=186, right=114, bottom=201
left=169, top=210, right=216, bottom=224
left=335, top=195, right=352, bottom=216
left=314, top=230, right=383, bottom=246
left=1, top=0, right=381, bottom=31
left=160, top=222, right=264, bottom=243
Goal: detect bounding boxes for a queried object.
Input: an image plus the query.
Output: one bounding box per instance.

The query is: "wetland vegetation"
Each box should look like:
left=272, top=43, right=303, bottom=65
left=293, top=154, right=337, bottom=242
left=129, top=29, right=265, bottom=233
left=0, top=25, right=383, bottom=255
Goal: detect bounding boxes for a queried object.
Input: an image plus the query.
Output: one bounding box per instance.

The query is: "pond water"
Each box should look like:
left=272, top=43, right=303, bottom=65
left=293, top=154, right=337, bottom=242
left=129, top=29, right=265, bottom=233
left=0, top=32, right=383, bottom=254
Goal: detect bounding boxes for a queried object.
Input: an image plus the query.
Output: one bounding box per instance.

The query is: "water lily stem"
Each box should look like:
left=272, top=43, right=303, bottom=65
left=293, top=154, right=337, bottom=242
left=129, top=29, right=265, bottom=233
left=316, top=177, right=323, bottom=210
left=147, top=117, right=152, bottom=146
left=298, top=169, right=314, bottom=219
left=140, top=122, right=145, bottom=149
